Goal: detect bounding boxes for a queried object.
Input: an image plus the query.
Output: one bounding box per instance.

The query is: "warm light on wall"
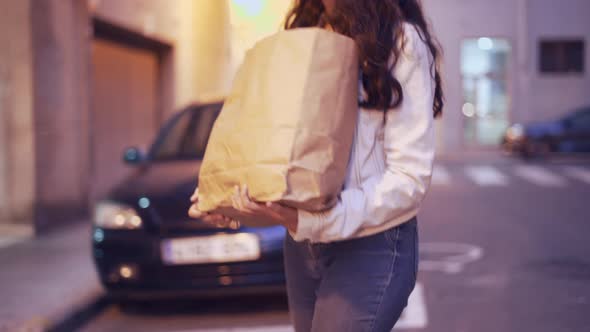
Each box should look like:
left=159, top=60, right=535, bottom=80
left=232, top=0, right=265, bottom=18
left=228, top=0, right=292, bottom=70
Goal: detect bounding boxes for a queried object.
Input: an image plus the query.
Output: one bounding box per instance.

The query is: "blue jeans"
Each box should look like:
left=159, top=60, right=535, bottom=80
left=283, top=217, right=418, bottom=332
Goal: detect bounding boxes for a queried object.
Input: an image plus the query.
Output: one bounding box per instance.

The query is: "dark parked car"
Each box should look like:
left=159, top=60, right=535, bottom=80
left=502, top=107, right=590, bottom=157
left=92, top=102, right=286, bottom=300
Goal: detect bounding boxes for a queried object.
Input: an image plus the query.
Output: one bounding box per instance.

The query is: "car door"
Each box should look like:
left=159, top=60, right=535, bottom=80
left=564, top=109, right=590, bottom=152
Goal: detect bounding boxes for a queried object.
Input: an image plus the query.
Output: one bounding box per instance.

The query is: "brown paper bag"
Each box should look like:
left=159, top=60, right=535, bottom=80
left=197, top=28, right=359, bottom=226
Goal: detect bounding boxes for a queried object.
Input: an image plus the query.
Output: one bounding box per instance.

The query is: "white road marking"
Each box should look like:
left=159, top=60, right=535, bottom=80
left=169, top=283, right=429, bottom=332
left=563, top=166, right=590, bottom=185
left=0, top=225, right=33, bottom=249
left=464, top=166, right=508, bottom=186
left=513, top=165, right=567, bottom=187
left=419, top=242, right=484, bottom=274
left=170, top=326, right=293, bottom=332
left=432, top=165, right=451, bottom=185
left=393, top=283, right=428, bottom=330
left=0, top=237, right=25, bottom=249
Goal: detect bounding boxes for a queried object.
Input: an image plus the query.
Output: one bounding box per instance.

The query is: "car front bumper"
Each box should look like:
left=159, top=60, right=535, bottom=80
left=502, top=136, right=528, bottom=154
left=92, top=227, right=286, bottom=299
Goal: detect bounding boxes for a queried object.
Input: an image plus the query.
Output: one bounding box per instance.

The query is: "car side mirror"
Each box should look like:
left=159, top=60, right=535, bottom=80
left=123, top=147, right=146, bottom=165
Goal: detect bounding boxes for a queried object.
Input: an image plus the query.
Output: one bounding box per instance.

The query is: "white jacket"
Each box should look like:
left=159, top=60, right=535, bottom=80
left=292, top=23, right=436, bottom=243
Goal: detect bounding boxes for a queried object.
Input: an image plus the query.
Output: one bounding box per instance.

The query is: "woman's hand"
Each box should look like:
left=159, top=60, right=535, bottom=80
left=188, top=187, right=240, bottom=229
left=232, top=185, right=299, bottom=233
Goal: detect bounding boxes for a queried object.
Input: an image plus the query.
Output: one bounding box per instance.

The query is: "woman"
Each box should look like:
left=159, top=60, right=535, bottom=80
left=190, top=0, right=443, bottom=330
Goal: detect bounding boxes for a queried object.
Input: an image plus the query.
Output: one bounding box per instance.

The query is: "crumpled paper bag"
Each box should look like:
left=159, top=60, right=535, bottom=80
left=197, top=28, right=359, bottom=226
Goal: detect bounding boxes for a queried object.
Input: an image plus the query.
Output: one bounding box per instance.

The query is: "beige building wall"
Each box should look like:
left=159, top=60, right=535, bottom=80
left=0, top=0, right=36, bottom=227
left=186, top=0, right=232, bottom=103
left=228, top=0, right=292, bottom=73
left=526, top=0, right=590, bottom=122
left=30, top=0, right=92, bottom=230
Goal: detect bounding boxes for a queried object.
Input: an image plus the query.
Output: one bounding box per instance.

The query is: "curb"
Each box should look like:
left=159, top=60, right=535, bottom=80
left=1, top=293, right=109, bottom=332
left=45, top=294, right=110, bottom=332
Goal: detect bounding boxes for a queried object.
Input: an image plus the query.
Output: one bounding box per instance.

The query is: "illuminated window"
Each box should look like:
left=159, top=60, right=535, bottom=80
left=539, top=40, right=585, bottom=74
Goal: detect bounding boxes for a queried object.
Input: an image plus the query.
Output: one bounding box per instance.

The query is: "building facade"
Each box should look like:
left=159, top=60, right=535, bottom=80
left=423, top=0, right=590, bottom=151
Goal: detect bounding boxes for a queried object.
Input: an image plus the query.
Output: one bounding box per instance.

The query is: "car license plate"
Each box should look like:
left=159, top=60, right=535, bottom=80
left=161, top=233, right=260, bottom=265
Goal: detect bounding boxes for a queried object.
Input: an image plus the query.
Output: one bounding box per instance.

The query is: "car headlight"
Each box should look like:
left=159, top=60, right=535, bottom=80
left=94, top=201, right=143, bottom=229
left=506, top=124, right=525, bottom=141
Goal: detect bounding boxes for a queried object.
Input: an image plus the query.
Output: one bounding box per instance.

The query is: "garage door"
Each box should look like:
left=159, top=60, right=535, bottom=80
left=90, top=39, right=158, bottom=199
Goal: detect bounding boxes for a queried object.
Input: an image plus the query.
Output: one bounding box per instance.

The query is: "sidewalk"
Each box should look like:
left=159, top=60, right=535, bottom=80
left=0, top=221, right=104, bottom=331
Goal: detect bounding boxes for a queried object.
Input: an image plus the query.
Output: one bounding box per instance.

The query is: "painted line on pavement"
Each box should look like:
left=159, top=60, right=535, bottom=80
left=46, top=295, right=110, bottom=332
left=169, top=283, right=429, bottom=332
left=0, top=224, right=33, bottom=249
left=393, top=283, right=428, bottom=330
left=464, top=166, right=508, bottom=186
left=513, top=165, right=567, bottom=187
left=432, top=165, right=451, bottom=185
left=0, top=237, right=27, bottom=249
left=178, top=326, right=294, bottom=332
left=563, top=166, right=590, bottom=185
left=420, top=242, right=484, bottom=274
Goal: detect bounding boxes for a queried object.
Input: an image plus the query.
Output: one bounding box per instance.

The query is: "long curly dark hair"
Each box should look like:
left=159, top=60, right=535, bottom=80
left=284, top=0, right=443, bottom=118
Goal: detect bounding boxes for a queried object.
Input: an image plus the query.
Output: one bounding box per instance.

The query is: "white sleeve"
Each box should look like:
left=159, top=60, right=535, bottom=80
left=292, top=26, right=436, bottom=243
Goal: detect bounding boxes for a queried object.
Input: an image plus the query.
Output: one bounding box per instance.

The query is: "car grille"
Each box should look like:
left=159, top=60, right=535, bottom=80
left=155, top=259, right=284, bottom=279
left=155, top=218, right=223, bottom=235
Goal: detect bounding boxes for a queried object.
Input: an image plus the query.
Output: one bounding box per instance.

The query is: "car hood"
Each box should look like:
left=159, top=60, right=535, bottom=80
left=107, top=161, right=200, bottom=221
left=105, top=160, right=285, bottom=238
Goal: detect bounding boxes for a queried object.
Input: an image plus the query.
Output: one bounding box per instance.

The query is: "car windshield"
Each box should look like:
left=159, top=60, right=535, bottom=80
left=149, top=105, right=221, bottom=161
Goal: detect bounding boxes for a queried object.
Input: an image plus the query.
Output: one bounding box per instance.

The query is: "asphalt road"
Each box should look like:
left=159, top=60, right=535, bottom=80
left=82, top=155, right=590, bottom=332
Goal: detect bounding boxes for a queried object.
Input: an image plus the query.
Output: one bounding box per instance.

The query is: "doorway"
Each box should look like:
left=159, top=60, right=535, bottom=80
left=461, top=38, right=512, bottom=146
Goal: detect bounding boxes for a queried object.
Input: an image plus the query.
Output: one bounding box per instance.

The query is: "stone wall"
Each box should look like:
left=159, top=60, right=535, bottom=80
left=30, top=0, right=92, bottom=230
